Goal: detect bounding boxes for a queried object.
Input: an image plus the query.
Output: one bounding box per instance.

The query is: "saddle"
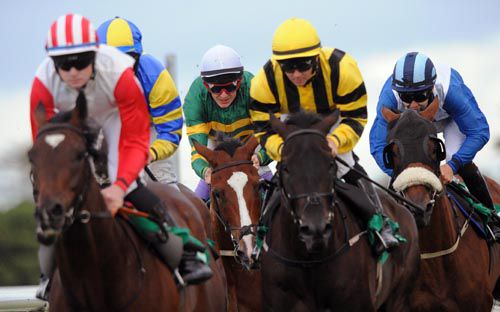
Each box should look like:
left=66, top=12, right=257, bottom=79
left=335, top=180, right=380, bottom=218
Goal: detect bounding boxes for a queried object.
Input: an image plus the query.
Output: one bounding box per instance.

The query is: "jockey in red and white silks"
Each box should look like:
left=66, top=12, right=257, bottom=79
left=30, top=43, right=150, bottom=195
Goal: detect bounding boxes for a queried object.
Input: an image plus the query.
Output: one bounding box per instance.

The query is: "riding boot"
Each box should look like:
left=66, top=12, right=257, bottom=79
left=458, top=162, right=500, bottom=242
left=126, top=183, right=213, bottom=285
left=36, top=244, right=56, bottom=301
left=342, top=163, right=400, bottom=255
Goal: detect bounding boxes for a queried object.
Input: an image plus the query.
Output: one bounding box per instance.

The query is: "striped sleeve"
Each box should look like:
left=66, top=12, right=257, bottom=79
left=183, top=78, right=211, bottom=179
left=30, top=77, right=56, bottom=140
left=138, top=56, right=183, bottom=161
left=329, top=52, right=368, bottom=154
left=114, top=68, right=150, bottom=191
left=249, top=65, right=283, bottom=161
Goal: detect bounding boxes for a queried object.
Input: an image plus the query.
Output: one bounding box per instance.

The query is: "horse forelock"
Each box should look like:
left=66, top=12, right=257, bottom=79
left=285, top=111, right=323, bottom=129
left=214, top=137, right=243, bottom=157
left=392, top=166, right=443, bottom=193
left=388, top=110, right=437, bottom=141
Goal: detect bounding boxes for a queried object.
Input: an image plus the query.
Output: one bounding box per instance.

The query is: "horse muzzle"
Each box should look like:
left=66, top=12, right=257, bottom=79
left=299, top=222, right=332, bottom=253
left=36, top=199, right=67, bottom=245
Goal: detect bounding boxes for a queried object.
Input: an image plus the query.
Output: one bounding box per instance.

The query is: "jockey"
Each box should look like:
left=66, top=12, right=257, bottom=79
left=183, top=44, right=273, bottom=202
left=369, top=51, right=500, bottom=241
left=97, top=17, right=182, bottom=184
left=249, top=17, right=400, bottom=255
left=30, top=14, right=211, bottom=301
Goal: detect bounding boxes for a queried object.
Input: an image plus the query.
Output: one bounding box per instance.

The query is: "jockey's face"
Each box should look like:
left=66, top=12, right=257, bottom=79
left=405, top=99, right=429, bottom=111
left=281, top=57, right=317, bottom=87
left=209, top=87, right=238, bottom=108
left=58, top=64, right=93, bottom=89
left=284, top=67, right=314, bottom=87
left=53, top=52, right=95, bottom=89
left=400, top=88, right=433, bottom=112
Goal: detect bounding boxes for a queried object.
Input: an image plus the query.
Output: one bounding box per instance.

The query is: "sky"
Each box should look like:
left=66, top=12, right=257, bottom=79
left=0, top=0, right=499, bottom=209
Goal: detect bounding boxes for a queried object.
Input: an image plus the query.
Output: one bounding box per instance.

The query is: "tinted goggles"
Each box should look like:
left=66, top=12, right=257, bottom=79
left=279, top=59, right=314, bottom=73
left=398, top=89, right=432, bottom=103
left=204, top=80, right=241, bottom=94
left=52, top=52, right=95, bottom=71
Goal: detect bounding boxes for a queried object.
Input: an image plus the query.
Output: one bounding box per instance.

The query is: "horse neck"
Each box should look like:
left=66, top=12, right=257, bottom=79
left=56, top=178, right=139, bottom=302
left=418, top=193, right=458, bottom=252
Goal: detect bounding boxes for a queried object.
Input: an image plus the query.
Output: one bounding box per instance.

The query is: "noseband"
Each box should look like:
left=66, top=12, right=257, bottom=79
left=279, top=129, right=335, bottom=225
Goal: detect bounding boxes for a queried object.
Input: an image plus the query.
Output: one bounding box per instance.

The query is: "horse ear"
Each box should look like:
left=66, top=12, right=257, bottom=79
left=269, top=113, right=288, bottom=139
left=192, top=139, right=217, bottom=166
left=420, top=97, right=439, bottom=121
left=313, top=109, right=340, bottom=134
left=34, top=102, right=48, bottom=129
left=235, top=135, right=259, bottom=159
left=381, top=106, right=400, bottom=123
left=70, top=91, right=88, bottom=127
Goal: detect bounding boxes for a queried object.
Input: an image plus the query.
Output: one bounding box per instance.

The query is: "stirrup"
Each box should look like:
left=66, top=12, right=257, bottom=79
left=173, top=268, right=186, bottom=288
left=486, top=224, right=500, bottom=243
left=374, top=230, right=389, bottom=250
left=35, top=277, right=51, bottom=301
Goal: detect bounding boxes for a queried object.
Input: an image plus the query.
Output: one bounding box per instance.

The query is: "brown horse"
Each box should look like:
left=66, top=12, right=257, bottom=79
left=193, top=137, right=262, bottom=312
left=29, top=103, right=227, bottom=311
left=381, top=100, right=500, bottom=311
left=261, top=111, right=419, bottom=311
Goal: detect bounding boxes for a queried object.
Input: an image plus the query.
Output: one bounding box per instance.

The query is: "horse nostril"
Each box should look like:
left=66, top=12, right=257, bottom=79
left=299, top=225, right=312, bottom=236
left=426, top=202, right=434, bottom=213
left=323, top=223, right=332, bottom=236
left=50, top=203, right=64, bottom=217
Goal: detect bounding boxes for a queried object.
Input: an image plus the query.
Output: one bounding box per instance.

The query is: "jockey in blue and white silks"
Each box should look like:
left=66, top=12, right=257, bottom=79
left=97, top=17, right=183, bottom=184
left=369, top=51, right=499, bottom=241
left=370, top=62, right=489, bottom=177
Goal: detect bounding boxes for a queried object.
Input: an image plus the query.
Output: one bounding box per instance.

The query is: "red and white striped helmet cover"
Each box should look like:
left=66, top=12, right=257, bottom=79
left=45, top=13, right=99, bottom=56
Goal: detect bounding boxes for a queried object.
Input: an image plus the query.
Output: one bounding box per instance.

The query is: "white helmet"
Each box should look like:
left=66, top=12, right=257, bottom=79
left=200, top=45, right=243, bottom=80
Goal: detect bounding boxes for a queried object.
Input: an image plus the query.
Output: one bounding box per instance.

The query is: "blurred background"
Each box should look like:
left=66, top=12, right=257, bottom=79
left=0, top=0, right=499, bottom=286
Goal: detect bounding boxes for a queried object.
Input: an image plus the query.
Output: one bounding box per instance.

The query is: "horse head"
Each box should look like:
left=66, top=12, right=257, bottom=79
left=29, top=95, right=100, bottom=245
left=193, top=136, right=261, bottom=270
left=382, top=98, right=446, bottom=227
left=270, top=110, right=340, bottom=253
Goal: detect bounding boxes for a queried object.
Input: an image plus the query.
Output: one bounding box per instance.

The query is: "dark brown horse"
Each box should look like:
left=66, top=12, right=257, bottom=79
left=381, top=99, right=500, bottom=311
left=260, top=111, right=419, bottom=311
left=29, top=103, right=227, bottom=311
left=193, top=137, right=262, bottom=312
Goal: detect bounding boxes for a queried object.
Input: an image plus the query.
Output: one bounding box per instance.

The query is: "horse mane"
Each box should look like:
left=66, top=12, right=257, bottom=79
left=285, top=111, right=323, bottom=129
left=213, top=132, right=243, bottom=157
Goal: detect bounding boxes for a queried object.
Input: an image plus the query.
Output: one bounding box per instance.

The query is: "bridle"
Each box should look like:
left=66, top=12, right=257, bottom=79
left=278, top=129, right=336, bottom=226
left=210, top=159, right=259, bottom=265
left=33, top=123, right=146, bottom=311
left=33, top=124, right=112, bottom=234
left=383, top=115, right=446, bottom=213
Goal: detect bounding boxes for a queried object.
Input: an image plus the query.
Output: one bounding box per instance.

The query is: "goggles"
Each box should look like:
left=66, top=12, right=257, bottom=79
left=204, top=79, right=241, bottom=94
left=52, top=52, right=95, bottom=71
left=398, top=89, right=432, bottom=103
left=279, top=59, right=314, bottom=73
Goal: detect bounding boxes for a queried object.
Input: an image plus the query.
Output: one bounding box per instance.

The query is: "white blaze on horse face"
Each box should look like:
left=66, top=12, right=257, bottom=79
left=227, top=171, right=253, bottom=257
left=44, top=134, right=66, bottom=149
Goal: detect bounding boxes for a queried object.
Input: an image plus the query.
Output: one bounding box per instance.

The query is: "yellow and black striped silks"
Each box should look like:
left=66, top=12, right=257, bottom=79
left=250, top=47, right=367, bottom=161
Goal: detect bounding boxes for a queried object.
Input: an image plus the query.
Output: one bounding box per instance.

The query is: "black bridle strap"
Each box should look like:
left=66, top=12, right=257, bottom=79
left=335, top=157, right=424, bottom=212
left=211, top=160, right=254, bottom=174
left=284, top=129, right=325, bottom=145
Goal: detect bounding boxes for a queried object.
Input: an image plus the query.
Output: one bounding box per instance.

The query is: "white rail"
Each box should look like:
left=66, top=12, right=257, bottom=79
left=0, top=286, right=47, bottom=312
